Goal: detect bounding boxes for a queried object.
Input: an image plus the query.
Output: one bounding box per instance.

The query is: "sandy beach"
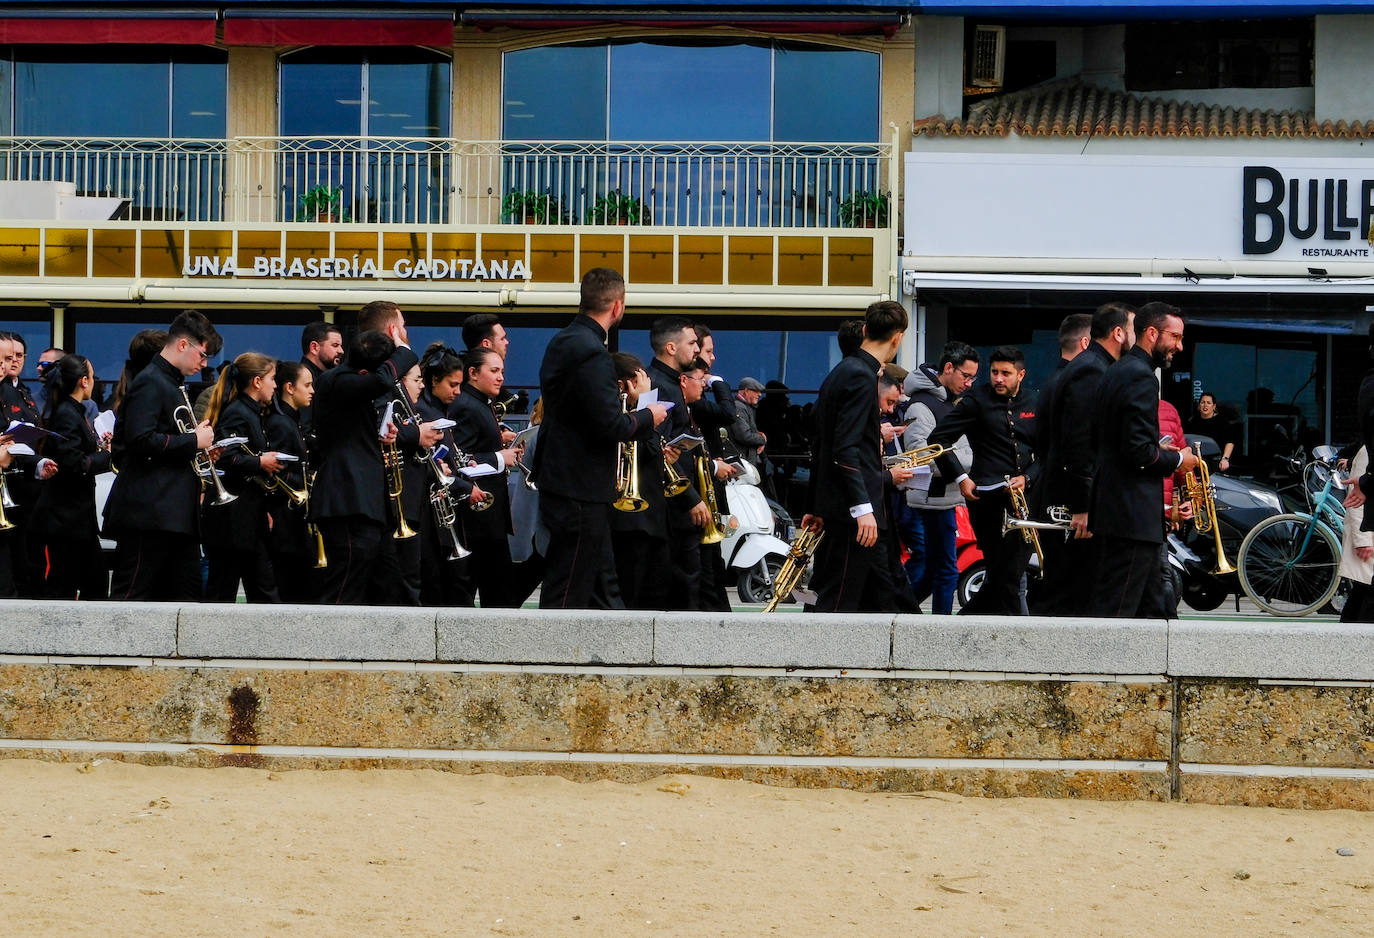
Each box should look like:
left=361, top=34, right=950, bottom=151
left=2, top=759, right=1372, bottom=936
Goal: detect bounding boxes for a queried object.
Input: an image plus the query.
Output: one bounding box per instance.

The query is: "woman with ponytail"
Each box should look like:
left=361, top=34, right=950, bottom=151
left=31, top=354, right=110, bottom=599
left=264, top=360, right=315, bottom=603
left=202, top=352, right=282, bottom=602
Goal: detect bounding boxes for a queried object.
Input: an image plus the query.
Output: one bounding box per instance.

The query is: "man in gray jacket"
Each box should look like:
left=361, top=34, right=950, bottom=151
left=900, top=342, right=978, bottom=614
left=731, top=376, right=768, bottom=471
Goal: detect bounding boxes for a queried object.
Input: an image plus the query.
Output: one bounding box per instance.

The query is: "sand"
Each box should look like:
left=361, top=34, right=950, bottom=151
left=2, top=759, right=1372, bottom=936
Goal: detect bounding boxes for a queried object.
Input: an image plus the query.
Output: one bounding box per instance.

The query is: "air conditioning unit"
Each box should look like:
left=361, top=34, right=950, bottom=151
left=970, top=25, right=1006, bottom=88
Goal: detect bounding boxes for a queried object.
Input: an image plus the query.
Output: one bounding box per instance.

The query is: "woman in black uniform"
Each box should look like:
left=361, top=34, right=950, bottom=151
left=32, top=354, right=111, bottom=599
left=264, top=360, right=315, bottom=603
left=201, top=352, right=283, bottom=603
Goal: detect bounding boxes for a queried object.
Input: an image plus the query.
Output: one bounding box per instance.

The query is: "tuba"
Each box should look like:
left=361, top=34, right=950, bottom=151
left=763, top=525, right=824, bottom=612
left=1006, top=479, right=1045, bottom=579
left=176, top=386, right=237, bottom=506
left=613, top=392, right=648, bottom=513
left=1184, top=444, right=1236, bottom=576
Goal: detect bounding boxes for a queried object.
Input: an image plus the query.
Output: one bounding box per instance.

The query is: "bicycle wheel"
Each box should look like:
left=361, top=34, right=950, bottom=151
left=1237, top=513, right=1342, bottom=617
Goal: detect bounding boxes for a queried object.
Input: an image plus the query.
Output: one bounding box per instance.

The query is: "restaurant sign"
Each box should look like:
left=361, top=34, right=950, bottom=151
left=182, top=255, right=530, bottom=280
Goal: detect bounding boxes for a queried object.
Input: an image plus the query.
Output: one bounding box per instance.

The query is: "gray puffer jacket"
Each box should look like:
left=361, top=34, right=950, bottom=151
left=902, top=364, right=972, bottom=511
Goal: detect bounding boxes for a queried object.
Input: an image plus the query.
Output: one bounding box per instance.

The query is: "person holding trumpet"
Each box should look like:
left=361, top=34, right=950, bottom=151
left=928, top=345, right=1039, bottom=616
left=265, top=361, right=317, bottom=604
left=608, top=351, right=671, bottom=610
left=200, top=353, right=284, bottom=603
left=106, top=310, right=222, bottom=602
left=801, top=300, right=914, bottom=614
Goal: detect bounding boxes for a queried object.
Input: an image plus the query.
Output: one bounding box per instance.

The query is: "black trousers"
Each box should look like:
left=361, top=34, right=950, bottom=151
left=1089, top=536, right=1170, bottom=618
left=43, top=534, right=108, bottom=601
left=539, top=493, right=623, bottom=609
left=460, top=536, right=518, bottom=608
left=612, top=529, right=671, bottom=610
left=964, top=495, right=1032, bottom=616
left=316, top=516, right=403, bottom=605
left=272, top=548, right=316, bottom=604
left=110, top=531, right=203, bottom=602
left=698, top=542, right=731, bottom=611
left=394, top=528, right=422, bottom=606
left=667, top=528, right=703, bottom=610
left=205, top=534, right=280, bottom=604
left=0, top=528, right=13, bottom=599
left=1028, top=529, right=1098, bottom=616
left=419, top=510, right=475, bottom=607
left=806, top=522, right=900, bottom=613
left=7, top=507, right=40, bottom=599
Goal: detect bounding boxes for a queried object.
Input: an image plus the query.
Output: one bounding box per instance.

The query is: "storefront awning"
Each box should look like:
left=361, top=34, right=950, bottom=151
left=222, top=11, right=454, bottom=46
left=0, top=12, right=217, bottom=45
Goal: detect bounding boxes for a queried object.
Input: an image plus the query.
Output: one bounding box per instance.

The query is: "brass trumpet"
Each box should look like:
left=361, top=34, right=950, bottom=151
left=763, top=525, right=823, bottom=613
left=884, top=443, right=946, bottom=469
left=392, top=381, right=472, bottom=560
left=176, top=386, right=237, bottom=506
left=663, top=452, right=690, bottom=497
left=1006, top=481, right=1045, bottom=579
left=613, top=392, right=648, bottom=513
left=695, top=452, right=733, bottom=544
left=1184, top=444, right=1236, bottom=576
left=228, top=443, right=310, bottom=508
left=1001, top=504, right=1073, bottom=538
left=0, top=469, right=15, bottom=531
left=383, top=439, right=417, bottom=540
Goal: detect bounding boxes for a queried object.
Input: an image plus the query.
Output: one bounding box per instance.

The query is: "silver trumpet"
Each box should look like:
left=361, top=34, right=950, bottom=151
left=1001, top=504, right=1074, bottom=539
left=176, top=386, right=237, bottom=506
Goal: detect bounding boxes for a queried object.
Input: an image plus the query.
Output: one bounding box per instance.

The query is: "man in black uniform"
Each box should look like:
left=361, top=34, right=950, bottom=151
left=0, top=331, right=56, bottom=597
left=929, top=346, right=1039, bottom=616
left=310, top=301, right=419, bottom=605
left=802, top=300, right=912, bottom=613
left=298, top=321, right=343, bottom=443
left=1034, top=303, right=1135, bottom=614
left=689, top=322, right=740, bottom=611
left=533, top=268, right=669, bottom=608
left=462, top=313, right=509, bottom=360
left=1089, top=301, right=1198, bottom=618
left=647, top=316, right=712, bottom=609
left=105, top=311, right=222, bottom=601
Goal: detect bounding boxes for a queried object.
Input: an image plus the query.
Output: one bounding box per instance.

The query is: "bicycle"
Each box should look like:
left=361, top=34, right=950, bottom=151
left=1236, top=450, right=1346, bottom=617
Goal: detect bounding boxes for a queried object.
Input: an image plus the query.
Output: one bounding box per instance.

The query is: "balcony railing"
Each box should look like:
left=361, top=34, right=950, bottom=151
left=0, top=136, right=894, bottom=230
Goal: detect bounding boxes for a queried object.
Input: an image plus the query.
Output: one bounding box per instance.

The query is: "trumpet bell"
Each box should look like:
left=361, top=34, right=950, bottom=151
left=613, top=492, right=649, bottom=513
left=393, top=513, right=417, bottom=540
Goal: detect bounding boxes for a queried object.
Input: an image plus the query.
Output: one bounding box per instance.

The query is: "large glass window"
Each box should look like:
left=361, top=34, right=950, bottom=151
left=502, top=40, right=881, bottom=227
left=279, top=49, right=452, bottom=224
left=1125, top=19, right=1313, bottom=91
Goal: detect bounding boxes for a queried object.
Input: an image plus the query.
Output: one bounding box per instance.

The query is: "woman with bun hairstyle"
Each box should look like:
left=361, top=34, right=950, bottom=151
left=201, top=352, right=283, bottom=602
left=264, top=360, right=315, bottom=603
left=31, top=354, right=111, bottom=599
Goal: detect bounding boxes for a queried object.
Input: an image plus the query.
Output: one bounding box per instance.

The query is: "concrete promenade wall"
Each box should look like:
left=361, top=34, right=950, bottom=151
left=1, top=601, right=1373, bottom=809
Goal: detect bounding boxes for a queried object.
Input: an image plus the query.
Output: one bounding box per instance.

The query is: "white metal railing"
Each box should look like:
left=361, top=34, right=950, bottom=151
left=0, top=136, right=893, bottom=230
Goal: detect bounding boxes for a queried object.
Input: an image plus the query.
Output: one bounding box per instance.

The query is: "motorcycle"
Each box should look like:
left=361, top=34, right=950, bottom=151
left=720, top=458, right=795, bottom=604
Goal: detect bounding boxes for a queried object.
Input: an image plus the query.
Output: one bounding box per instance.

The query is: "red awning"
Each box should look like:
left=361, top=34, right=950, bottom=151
left=223, top=14, right=454, bottom=46
left=0, top=16, right=218, bottom=45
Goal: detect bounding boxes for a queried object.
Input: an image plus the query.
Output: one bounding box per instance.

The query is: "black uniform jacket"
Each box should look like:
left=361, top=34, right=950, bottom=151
left=532, top=315, right=654, bottom=503
left=449, top=385, right=513, bottom=538
left=1, top=377, right=43, bottom=502
left=415, top=390, right=474, bottom=504
left=648, top=357, right=707, bottom=531
left=930, top=380, right=1040, bottom=490
left=689, top=377, right=737, bottom=457
left=297, top=357, right=325, bottom=447
left=30, top=395, right=111, bottom=542
left=204, top=395, right=277, bottom=551
left=1039, top=342, right=1115, bottom=514
left=104, top=355, right=202, bottom=537
left=808, top=349, right=887, bottom=529
left=1090, top=344, right=1182, bottom=543
left=310, top=345, right=419, bottom=525
left=264, top=400, right=310, bottom=557
left=608, top=418, right=670, bottom=537
left=1358, top=367, right=1374, bottom=533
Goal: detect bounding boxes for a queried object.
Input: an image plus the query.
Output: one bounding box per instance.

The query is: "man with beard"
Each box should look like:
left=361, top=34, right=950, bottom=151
left=929, top=346, right=1038, bottom=615
left=1032, top=302, right=1135, bottom=614
left=299, top=321, right=344, bottom=441
left=1088, top=301, right=1198, bottom=618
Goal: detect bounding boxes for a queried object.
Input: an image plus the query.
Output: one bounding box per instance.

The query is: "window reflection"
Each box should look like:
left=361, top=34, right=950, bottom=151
left=502, top=44, right=606, bottom=140
left=609, top=42, right=770, bottom=141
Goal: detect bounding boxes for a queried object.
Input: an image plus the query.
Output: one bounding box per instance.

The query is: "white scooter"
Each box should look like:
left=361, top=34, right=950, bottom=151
left=716, top=442, right=793, bottom=604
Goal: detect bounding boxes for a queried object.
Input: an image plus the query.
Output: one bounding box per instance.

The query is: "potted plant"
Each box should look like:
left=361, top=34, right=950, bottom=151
left=837, top=191, right=889, bottom=228
left=502, top=190, right=565, bottom=225
left=296, top=185, right=350, bottom=222
left=585, top=192, right=647, bottom=225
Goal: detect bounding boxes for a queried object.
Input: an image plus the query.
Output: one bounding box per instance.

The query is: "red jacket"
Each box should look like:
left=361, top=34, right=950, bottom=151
left=1158, top=400, right=1185, bottom=512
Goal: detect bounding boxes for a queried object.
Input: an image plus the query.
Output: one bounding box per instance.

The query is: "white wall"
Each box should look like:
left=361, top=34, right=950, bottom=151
left=1315, top=14, right=1374, bottom=122
left=913, top=14, right=965, bottom=120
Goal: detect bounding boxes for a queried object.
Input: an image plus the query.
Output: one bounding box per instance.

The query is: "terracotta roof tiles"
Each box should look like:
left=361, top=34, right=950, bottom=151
left=916, top=79, right=1374, bottom=140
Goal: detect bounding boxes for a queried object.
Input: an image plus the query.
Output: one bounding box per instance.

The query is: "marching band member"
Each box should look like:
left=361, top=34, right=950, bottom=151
left=801, top=300, right=911, bottom=613
left=31, top=354, right=110, bottom=600
left=688, top=322, right=738, bottom=612
left=265, top=360, right=316, bottom=604
left=533, top=268, right=668, bottom=609
left=0, top=331, right=55, bottom=597
left=201, top=353, right=283, bottom=603
left=415, top=343, right=482, bottom=607
left=608, top=351, right=671, bottom=610
left=310, top=301, right=418, bottom=605
left=929, top=346, right=1038, bottom=616
left=105, top=311, right=223, bottom=602
left=1089, top=302, right=1198, bottom=618
left=450, top=346, right=521, bottom=607
left=387, top=362, right=430, bottom=606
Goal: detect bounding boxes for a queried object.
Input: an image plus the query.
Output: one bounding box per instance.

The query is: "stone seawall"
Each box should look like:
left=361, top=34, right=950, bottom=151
left=2, top=601, right=1373, bottom=809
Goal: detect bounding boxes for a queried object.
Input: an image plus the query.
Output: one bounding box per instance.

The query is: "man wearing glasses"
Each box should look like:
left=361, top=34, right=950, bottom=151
left=106, top=310, right=222, bottom=601
left=900, top=342, right=979, bottom=615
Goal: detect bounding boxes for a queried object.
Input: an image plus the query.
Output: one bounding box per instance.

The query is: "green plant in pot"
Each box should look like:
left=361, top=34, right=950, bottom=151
left=585, top=192, right=647, bottom=225
left=502, top=190, right=564, bottom=224
left=837, top=191, right=889, bottom=228
left=297, top=185, right=350, bottom=222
